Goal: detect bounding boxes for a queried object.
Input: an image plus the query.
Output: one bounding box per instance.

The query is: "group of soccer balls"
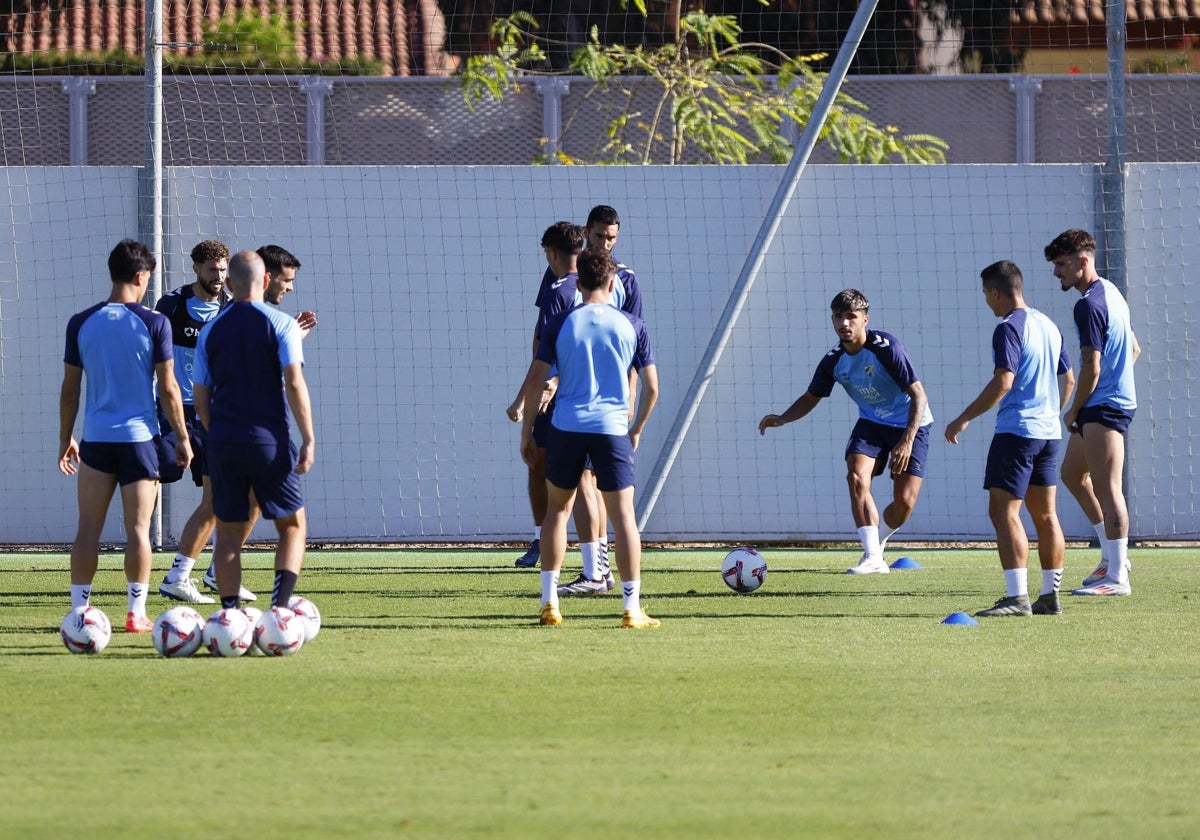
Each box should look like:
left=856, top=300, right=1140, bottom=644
left=59, top=597, right=321, bottom=657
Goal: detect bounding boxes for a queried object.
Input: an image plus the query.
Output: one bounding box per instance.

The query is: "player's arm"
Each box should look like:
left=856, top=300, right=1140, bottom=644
left=519, top=359, right=553, bottom=467
left=283, top=361, right=316, bottom=475
left=1131, top=331, right=1142, bottom=364
left=194, top=383, right=212, bottom=431
left=889, top=380, right=928, bottom=475
left=1065, top=346, right=1101, bottom=431
left=58, top=363, right=83, bottom=475
left=155, top=359, right=193, bottom=470
left=506, top=332, right=540, bottom=422
left=1059, top=366, right=1076, bottom=412
left=945, top=369, right=1014, bottom=444
left=759, top=391, right=822, bottom=435
left=629, top=364, right=659, bottom=452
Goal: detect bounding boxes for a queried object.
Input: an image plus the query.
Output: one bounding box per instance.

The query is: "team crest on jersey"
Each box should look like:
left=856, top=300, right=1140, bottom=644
left=863, top=364, right=874, bottom=376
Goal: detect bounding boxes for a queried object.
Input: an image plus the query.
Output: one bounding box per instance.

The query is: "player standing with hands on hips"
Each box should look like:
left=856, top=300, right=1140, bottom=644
left=517, top=248, right=660, bottom=628
left=945, top=260, right=1075, bottom=617
left=759, top=289, right=933, bottom=574
left=59, top=239, right=193, bottom=632
left=193, top=250, right=316, bottom=610
left=1045, top=229, right=1141, bottom=596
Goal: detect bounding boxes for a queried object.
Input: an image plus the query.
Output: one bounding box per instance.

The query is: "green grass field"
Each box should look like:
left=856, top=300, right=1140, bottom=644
left=1, top=545, right=1197, bottom=839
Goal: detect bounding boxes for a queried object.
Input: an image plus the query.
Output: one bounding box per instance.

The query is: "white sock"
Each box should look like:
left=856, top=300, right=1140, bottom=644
left=580, top=542, right=599, bottom=580
left=880, top=522, right=901, bottom=548
left=540, top=570, right=560, bottom=607
left=622, top=579, right=641, bottom=613
left=1004, top=568, right=1028, bottom=598
left=127, top=581, right=148, bottom=617
left=858, top=525, right=881, bottom=559
left=1040, top=568, right=1063, bottom=595
left=598, top=535, right=610, bottom=575
left=70, top=584, right=91, bottom=609
left=1110, top=538, right=1130, bottom=584
left=164, top=553, right=197, bottom=584
left=533, top=529, right=541, bottom=543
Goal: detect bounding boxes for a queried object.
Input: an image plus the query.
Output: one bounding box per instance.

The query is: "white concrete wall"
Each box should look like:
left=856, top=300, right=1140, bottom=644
left=1, top=164, right=1195, bottom=544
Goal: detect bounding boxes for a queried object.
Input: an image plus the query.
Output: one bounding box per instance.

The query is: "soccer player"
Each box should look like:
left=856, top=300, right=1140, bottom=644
left=505, top=222, right=612, bottom=591
left=1045, top=229, right=1141, bottom=595
left=517, top=248, right=660, bottom=628
left=155, top=240, right=248, bottom=604
left=193, top=250, right=316, bottom=610
left=759, top=289, right=933, bottom=574
left=59, top=239, right=193, bottom=633
left=945, top=260, right=1075, bottom=617
left=259, top=244, right=317, bottom=337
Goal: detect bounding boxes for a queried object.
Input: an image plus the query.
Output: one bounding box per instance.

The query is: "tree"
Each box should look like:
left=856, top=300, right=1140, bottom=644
left=461, top=8, right=948, bottom=164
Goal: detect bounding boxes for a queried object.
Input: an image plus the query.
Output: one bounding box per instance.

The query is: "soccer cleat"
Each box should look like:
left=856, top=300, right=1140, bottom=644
left=1031, top=592, right=1062, bottom=615
left=539, top=602, right=562, bottom=626
left=1081, top=560, right=1132, bottom=588
left=557, top=574, right=610, bottom=596
left=602, top=570, right=616, bottom=591
left=1070, top=578, right=1131, bottom=597
left=202, top=568, right=257, bottom=602
left=975, top=595, right=1032, bottom=617
left=514, top=539, right=541, bottom=569
left=159, top=577, right=215, bottom=605
left=621, top=609, right=661, bottom=629
left=846, top=555, right=890, bottom=575
left=125, top=612, right=154, bottom=633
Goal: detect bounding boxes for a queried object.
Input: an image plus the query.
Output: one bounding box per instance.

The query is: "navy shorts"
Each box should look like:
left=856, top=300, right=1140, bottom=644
left=158, top=405, right=207, bottom=486
left=845, top=419, right=930, bottom=478
left=984, top=433, right=1059, bottom=499
left=80, top=439, right=161, bottom=486
left=1076, top=404, right=1135, bottom=435
left=207, top=438, right=304, bottom=522
left=531, top=409, right=553, bottom=449
left=545, top=427, right=635, bottom=492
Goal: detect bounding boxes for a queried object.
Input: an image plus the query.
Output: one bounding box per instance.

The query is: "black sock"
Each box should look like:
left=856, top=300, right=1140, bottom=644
left=221, top=595, right=240, bottom=610
left=272, top=570, right=299, bottom=608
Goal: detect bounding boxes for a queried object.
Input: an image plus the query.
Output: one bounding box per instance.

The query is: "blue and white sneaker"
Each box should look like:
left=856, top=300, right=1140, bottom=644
left=202, top=567, right=257, bottom=602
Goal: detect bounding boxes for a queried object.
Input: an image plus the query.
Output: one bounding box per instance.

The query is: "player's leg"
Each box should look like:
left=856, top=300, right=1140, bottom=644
left=844, top=452, right=888, bottom=574
left=516, top=416, right=550, bottom=568
left=977, top=434, right=1034, bottom=617
left=1026, top=481, right=1065, bottom=614
left=271, top=506, right=307, bottom=608
left=537, top=427, right=584, bottom=624
left=1073, top=420, right=1132, bottom=594
left=1060, top=429, right=1109, bottom=584
left=592, top=432, right=658, bottom=628
left=118, top=475, right=160, bottom=632
left=161, top=477, right=218, bottom=604
left=69, top=457, right=119, bottom=607
left=211, top=518, right=254, bottom=609
left=880, top=425, right=929, bottom=550
left=558, top=467, right=609, bottom=594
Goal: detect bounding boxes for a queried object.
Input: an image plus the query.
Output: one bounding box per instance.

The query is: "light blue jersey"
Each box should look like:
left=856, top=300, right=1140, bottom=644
left=807, top=330, right=933, bottom=429
left=536, top=303, right=654, bottom=435
left=64, top=302, right=173, bottom=443
left=1074, top=277, right=1137, bottom=410
left=992, top=307, right=1071, bottom=440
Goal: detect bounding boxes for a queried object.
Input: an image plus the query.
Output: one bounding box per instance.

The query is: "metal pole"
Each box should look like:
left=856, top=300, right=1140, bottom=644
left=141, top=0, right=165, bottom=548
left=1100, top=0, right=1127, bottom=290
left=636, top=0, right=883, bottom=531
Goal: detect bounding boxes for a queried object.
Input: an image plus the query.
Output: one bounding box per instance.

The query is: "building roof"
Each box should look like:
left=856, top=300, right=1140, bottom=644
left=1014, top=0, right=1200, bottom=24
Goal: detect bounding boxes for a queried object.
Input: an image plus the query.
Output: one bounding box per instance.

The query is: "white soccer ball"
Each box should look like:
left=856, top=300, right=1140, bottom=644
left=202, top=608, right=253, bottom=657
left=254, top=606, right=305, bottom=656
left=152, top=606, right=205, bottom=658
left=287, top=596, right=321, bottom=643
left=721, top=547, right=767, bottom=593
left=60, top=605, right=112, bottom=654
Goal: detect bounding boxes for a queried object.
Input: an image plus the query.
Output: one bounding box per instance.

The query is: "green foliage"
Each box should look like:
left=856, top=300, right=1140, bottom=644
left=201, top=9, right=299, bottom=65
left=459, top=9, right=949, bottom=165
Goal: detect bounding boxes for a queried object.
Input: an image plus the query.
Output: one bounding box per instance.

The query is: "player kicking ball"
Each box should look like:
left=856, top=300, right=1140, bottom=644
left=759, top=289, right=933, bottom=574
left=516, top=249, right=660, bottom=628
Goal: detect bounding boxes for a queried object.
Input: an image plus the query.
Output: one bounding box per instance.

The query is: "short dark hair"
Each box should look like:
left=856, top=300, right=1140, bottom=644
left=981, top=260, right=1024, bottom=295
left=830, top=288, right=869, bottom=314
left=576, top=249, right=616, bottom=292
left=190, top=239, right=229, bottom=265
left=585, top=205, right=621, bottom=229
left=256, top=244, right=301, bottom=276
left=541, top=222, right=585, bottom=255
left=1044, top=229, right=1096, bottom=261
left=108, top=238, right=156, bottom=284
